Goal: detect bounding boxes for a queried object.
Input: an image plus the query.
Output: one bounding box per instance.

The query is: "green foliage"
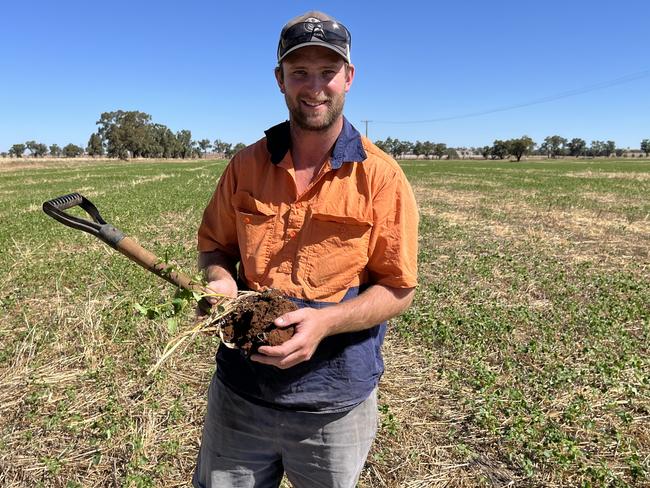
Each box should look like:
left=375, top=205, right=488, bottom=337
left=3, top=111, right=246, bottom=161
left=587, top=139, right=616, bottom=157
left=540, top=135, right=568, bottom=158
left=231, top=142, right=247, bottom=156
left=567, top=137, right=586, bottom=157
left=49, top=143, right=62, bottom=157
left=197, top=138, right=212, bottom=156
left=9, top=143, right=25, bottom=157
left=374, top=137, right=432, bottom=158
left=25, top=140, right=48, bottom=157
left=395, top=158, right=650, bottom=485
left=490, top=139, right=509, bottom=159
left=96, top=110, right=152, bottom=159
left=507, top=135, right=535, bottom=161
left=1, top=158, right=648, bottom=486
left=134, top=288, right=200, bottom=335
left=433, top=142, right=447, bottom=159
left=378, top=404, right=399, bottom=436
left=212, top=138, right=231, bottom=156
left=86, top=132, right=104, bottom=156
left=62, top=143, right=84, bottom=158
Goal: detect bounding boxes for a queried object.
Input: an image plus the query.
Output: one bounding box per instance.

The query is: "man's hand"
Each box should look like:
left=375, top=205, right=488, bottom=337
left=205, top=277, right=238, bottom=302
left=250, top=308, right=330, bottom=369
left=250, top=285, right=415, bottom=368
left=197, top=250, right=238, bottom=315
left=196, top=277, right=238, bottom=316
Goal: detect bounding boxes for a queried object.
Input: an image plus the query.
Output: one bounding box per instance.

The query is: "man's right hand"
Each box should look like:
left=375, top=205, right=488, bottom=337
left=205, top=277, right=238, bottom=304
left=197, top=278, right=238, bottom=317
left=197, top=250, right=239, bottom=315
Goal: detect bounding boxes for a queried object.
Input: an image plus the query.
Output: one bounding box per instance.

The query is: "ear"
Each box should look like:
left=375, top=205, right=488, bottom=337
left=344, top=63, right=355, bottom=93
left=275, top=66, right=285, bottom=94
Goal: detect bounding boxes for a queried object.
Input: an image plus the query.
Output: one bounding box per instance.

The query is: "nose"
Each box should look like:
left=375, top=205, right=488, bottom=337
left=303, top=73, right=322, bottom=94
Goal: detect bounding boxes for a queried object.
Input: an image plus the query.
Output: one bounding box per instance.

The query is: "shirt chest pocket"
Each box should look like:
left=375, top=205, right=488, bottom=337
left=232, top=191, right=277, bottom=280
left=296, top=211, right=372, bottom=293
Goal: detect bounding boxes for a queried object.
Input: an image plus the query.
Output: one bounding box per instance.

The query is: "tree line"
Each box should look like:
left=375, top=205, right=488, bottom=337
left=375, top=136, right=650, bottom=160
left=1, top=110, right=246, bottom=160
left=3, top=116, right=650, bottom=161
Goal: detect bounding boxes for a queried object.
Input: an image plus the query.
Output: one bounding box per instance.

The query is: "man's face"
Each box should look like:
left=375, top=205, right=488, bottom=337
left=276, top=46, right=355, bottom=132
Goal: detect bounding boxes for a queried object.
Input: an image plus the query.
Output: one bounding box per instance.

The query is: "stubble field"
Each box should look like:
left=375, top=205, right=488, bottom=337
left=0, top=157, right=648, bottom=487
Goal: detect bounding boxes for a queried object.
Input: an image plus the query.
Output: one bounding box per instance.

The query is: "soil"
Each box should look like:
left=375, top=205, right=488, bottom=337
left=217, top=289, right=298, bottom=354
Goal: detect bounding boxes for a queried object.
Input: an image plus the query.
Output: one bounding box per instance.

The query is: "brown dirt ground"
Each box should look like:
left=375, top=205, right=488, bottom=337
left=217, top=289, right=297, bottom=354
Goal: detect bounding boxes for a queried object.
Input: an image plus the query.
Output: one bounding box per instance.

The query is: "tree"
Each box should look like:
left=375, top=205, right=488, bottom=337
left=480, top=145, right=491, bottom=159
left=49, top=144, right=62, bottom=157
left=567, top=138, right=586, bottom=157
left=62, top=143, right=84, bottom=158
left=198, top=139, right=212, bottom=157
left=604, top=140, right=616, bottom=157
left=86, top=132, right=104, bottom=156
left=446, top=148, right=459, bottom=160
left=374, top=139, right=389, bottom=154
left=25, top=140, right=48, bottom=157
left=379, top=137, right=392, bottom=156
left=9, top=144, right=25, bottom=158
left=213, top=139, right=232, bottom=157
left=190, top=140, right=202, bottom=158
left=422, top=141, right=434, bottom=159
left=379, top=137, right=406, bottom=158
left=176, top=130, right=193, bottom=158
left=490, top=140, right=509, bottom=160
left=96, top=110, right=153, bottom=159
left=641, top=139, right=650, bottom=157
left=507, top=136, right=535, bottom=161
left=412, top=141, right=424, bottom=159
left=1, top=152, right=7, bottom=158
left=433, top=143, right=447, bottom=160
left=148, top=123, right=177, bottom=158
left=540, top=135, right=567, bottom=158
left=589, top=140, right=605, bottom=157
left=392, top=139, right=412, bottom=158
left=230, top=142, right=247, bottom=156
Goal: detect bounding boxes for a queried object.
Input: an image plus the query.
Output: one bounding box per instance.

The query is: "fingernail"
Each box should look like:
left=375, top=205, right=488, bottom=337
left=277, top=317, right=284, bottom=324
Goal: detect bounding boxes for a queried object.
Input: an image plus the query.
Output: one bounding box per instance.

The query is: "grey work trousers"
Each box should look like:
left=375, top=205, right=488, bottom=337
left=193, top=375, right=378, bottom=488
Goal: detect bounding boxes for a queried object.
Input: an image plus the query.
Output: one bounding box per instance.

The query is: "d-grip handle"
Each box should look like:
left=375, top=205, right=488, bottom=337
left=42, top=193, right=209, bottom=306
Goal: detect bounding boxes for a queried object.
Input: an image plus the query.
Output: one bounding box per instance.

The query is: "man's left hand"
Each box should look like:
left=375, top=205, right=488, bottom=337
left=250, top=308, right=330, bottom=369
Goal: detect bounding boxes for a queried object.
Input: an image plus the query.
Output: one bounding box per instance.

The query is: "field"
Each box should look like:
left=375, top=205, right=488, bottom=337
left=0, top=157, right=648, bottom=487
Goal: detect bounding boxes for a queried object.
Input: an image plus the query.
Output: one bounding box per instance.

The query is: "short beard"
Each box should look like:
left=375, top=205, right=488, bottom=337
left=286, top=93, right=345, bottom=132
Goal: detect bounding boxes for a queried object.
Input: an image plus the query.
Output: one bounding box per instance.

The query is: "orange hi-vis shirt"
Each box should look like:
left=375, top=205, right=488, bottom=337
left=198, top=118, right=418, bottom=303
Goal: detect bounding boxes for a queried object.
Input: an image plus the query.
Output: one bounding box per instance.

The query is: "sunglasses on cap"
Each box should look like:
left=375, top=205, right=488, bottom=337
left=278, top=20, right=351, bottom=62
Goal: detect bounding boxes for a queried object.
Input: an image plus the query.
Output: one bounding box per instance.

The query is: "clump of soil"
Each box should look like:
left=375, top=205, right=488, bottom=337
left=217, top=289, right=298, bottom=354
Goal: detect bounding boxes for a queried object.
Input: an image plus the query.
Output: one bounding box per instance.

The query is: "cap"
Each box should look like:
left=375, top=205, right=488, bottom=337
left=277, top=11, right=351, bottom=64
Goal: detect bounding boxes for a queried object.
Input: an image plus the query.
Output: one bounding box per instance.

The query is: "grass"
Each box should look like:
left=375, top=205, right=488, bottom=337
left=0, top=157, right=648, bottom=487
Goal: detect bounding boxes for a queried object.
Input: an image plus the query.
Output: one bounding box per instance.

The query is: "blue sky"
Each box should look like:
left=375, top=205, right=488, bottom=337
left=1, top=0, right=649, bottom=152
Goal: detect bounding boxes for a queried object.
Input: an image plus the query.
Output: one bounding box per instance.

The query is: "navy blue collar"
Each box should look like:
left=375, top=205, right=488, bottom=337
left=264, top=116, right=367, bottom=169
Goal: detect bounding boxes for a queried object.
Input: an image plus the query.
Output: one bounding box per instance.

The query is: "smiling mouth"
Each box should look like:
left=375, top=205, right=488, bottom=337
left=302, top=99, right=328, bottom=108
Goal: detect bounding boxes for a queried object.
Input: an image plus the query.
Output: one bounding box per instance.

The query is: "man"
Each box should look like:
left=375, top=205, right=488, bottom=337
left=193, top=11, right=418, bottom=488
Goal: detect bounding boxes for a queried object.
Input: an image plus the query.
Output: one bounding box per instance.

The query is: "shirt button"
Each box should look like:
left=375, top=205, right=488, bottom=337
left=289, top=230, right=297, bottom=238
left=243, top=216, right=251, bottom=224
